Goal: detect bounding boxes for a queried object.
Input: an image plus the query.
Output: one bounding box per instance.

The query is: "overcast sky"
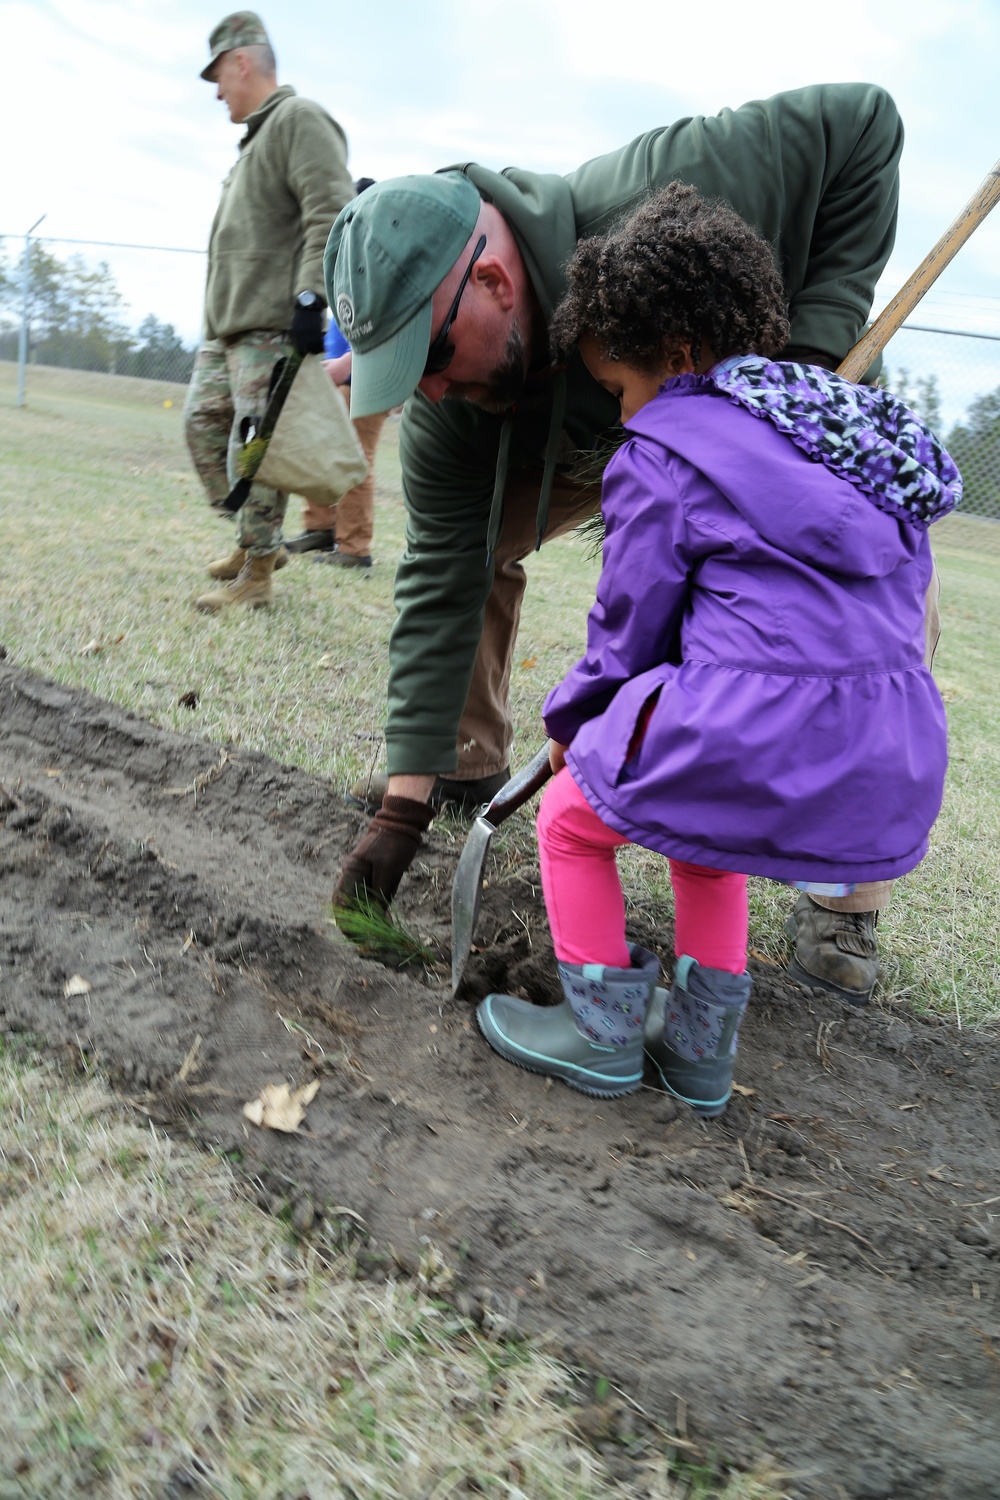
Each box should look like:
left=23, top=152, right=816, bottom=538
left=4, top=0, right=1000, bottom=381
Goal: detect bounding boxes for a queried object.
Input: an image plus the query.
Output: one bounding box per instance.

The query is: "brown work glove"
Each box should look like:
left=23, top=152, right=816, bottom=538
left=334, top=795, right=435, bottom=912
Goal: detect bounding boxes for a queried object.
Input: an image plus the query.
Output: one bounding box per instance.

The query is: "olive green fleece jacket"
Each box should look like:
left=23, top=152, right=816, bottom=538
left=386, top=83, right=904, bottom=776
left=203, top=85, right=353, bottom=341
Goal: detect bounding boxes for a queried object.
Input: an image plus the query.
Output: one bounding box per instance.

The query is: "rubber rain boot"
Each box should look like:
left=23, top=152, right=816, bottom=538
left=477, top=944, right=660, bottom=1098
left=194, top=551, right=281, bottom=612
left=644, top=955, right=751, bottom=1118
left=785, top=893, right=878, bottom=1005
left=207, top=545, right=288, bottom=580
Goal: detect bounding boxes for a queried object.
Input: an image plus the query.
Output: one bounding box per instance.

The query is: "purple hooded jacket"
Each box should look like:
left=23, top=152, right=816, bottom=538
left=542, top=362, right=957, bottom=885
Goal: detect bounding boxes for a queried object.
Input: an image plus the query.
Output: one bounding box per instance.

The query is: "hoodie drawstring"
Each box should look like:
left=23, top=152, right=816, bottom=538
left=534, top=370, right=567, bottom=551
left=485, top=417, right=513, bottom=567
left=484, top=369, right=569, bottom=567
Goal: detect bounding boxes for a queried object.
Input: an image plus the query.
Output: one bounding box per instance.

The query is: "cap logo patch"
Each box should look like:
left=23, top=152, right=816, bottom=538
left=336, top=294, right=355, bottom=330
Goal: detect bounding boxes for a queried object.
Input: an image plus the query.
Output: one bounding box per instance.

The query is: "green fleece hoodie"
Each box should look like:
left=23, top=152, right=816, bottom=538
left=386, top=83, right=903, bottom=776
left=204, top=85, right=353, bottom=341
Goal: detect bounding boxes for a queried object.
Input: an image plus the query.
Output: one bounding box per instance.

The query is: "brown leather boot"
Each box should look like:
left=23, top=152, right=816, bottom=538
left=207, top=545, right=288, bottom=580
left=194, top=552, right=280, bottom=612
left=785, top=894, right=878, bottom=1005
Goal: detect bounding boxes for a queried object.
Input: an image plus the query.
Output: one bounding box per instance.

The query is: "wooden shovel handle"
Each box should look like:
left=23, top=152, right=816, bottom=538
left=480, top=743, right=553, bottom=826
left=837, top=158, right=1000, bottom=383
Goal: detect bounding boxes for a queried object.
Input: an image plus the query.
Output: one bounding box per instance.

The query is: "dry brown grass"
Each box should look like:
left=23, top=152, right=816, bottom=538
left=0, top=1049, right=633, bottom=1497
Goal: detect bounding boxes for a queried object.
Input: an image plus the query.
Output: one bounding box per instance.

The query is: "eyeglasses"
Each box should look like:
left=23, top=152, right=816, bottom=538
left=423, top=234, right=487, bottom=376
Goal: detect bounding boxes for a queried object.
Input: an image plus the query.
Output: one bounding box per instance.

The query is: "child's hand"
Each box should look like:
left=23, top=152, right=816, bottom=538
left=548, top=740, right=567, bottom=773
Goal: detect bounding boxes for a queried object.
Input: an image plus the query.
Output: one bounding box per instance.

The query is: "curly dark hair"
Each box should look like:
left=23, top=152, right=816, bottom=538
left=550, top=182, right=790, bottom=371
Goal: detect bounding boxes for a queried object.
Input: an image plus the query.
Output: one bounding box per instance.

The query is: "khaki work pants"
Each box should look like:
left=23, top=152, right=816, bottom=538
left=300, top=390, right=386, bottom=558
left=454, top=467, right=943, bottom=919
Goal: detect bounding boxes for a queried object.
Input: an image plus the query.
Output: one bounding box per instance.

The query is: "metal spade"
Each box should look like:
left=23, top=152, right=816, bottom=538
left=450, top=743, right=553, bottom=992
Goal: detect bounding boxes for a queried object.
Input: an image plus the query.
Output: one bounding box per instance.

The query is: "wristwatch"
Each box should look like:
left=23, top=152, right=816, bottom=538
left=295, top=290, right=321, bottom=308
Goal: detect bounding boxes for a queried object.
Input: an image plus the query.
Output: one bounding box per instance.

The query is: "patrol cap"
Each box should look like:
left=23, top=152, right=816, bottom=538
left=324, top=172, right=481, bottom=418
left=201, top=11, right=271, bottom=80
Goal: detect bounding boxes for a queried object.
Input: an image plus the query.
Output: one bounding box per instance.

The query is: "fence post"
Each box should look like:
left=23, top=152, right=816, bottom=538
left=16, top=214, right=46, bottom=408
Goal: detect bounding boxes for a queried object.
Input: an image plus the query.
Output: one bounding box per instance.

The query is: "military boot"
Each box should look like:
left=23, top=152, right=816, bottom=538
left=785, top=893, right=878, bottom=1005
left=194, top=551, right=280, bottom=612
left=284, top=528, right=334, bottom=554
left=206, top=545, right=288, bottom=580
left=477, top=945, right=660, bottom=1098
left=644, top=956, right=752, bottom=1118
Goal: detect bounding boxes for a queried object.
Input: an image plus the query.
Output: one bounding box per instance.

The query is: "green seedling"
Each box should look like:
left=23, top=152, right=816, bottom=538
left=328, top=893, right=434, bottom=968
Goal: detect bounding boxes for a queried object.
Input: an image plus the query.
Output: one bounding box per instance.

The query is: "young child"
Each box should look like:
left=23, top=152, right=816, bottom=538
left=476, top=184, right=958, bottom=1118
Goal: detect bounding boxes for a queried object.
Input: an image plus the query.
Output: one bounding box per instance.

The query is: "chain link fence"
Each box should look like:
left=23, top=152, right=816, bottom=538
left=0, top=232, right=204, bottom=392
left=880, top=322, right=1000, bottom=552
left=2, top=231, right=1000, bottom=555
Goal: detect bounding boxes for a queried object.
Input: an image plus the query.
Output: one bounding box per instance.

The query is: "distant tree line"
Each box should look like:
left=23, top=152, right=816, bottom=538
left=0, top=242, right=196, bottom=383
left=1, top=243, right=997, bottom=520
left=938, top=390, right=1000, bottom=522
left=885, top=367, right=998, bottom=523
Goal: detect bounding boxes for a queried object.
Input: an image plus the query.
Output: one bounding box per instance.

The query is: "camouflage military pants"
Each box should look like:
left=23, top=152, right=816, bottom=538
left=183, top=331, right=291, bottom=556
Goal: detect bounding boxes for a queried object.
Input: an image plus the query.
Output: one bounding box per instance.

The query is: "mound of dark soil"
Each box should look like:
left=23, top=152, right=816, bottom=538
left=1, top=661, right=997, bottom=1499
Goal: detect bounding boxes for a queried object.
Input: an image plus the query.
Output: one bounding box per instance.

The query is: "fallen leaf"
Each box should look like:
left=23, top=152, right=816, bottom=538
left=177, top=691, right=199, bottom=709
left=520, top=656, right=538, bottom=669
left=80, top=635, right=123, bottom=656
left=748, top=948, right=781, bottom=965
left=731, top=1083, right=758, bottom=1098
left=43, top=767, right=62, bottom=778
left=64, top=975, right=92, bottom=998
left=242, top=1079, right=320, bottom=1133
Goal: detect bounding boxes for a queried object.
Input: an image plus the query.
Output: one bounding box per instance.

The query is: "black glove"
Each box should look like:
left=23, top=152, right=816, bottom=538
left=335, top=795, right=435, bottom=911
left=290, top=292, right=326, bottom=356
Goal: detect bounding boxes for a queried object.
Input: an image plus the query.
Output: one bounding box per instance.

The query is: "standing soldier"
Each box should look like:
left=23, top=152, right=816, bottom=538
left=185, top=11, right=354, bottom=611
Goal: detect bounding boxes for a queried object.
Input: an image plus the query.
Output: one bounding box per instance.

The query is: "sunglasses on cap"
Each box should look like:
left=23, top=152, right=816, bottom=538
left=423, top=234, right=488, bottom=376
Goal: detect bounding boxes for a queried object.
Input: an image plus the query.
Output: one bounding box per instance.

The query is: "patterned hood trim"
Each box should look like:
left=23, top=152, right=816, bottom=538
left=709, top=357, right=961, bottom=528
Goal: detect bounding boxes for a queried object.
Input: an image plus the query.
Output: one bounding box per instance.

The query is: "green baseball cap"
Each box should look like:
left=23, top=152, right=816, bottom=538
left=200, top=11, right=271, bottom=79
left=324, top=172, right=481, bottom=418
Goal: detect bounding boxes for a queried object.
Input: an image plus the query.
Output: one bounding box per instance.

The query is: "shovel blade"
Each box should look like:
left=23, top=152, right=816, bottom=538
left=449, top=744, right=555, bottom=994
left=450, top=814, right=498, bottom=992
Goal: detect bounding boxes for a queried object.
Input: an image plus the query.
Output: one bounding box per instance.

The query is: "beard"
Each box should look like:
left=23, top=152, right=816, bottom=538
left=443, top=320, right=527, bottom=413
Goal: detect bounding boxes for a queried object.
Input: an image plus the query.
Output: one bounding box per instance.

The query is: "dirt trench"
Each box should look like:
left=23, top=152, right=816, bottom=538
left=1, top=659, right=998, bottom=1500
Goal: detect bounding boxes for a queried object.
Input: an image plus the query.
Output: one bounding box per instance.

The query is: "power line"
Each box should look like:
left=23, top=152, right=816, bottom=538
left=0, top=233, right=204, bottom=255
left=896, top=323, right=1000, bottom=344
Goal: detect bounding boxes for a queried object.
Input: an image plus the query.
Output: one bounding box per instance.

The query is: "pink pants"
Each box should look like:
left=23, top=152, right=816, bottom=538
left=537, top=769, right=748, bottom=975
